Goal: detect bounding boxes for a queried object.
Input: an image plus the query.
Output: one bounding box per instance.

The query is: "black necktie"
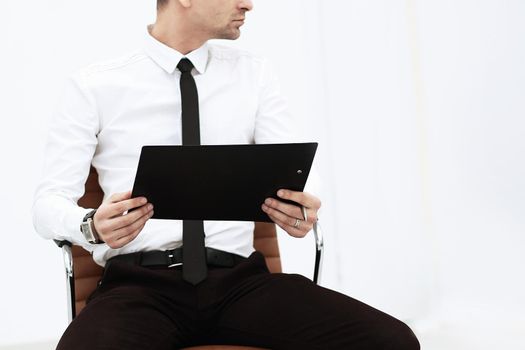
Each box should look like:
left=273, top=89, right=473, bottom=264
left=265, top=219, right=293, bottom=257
left=177, top=58, right=207, bottom=285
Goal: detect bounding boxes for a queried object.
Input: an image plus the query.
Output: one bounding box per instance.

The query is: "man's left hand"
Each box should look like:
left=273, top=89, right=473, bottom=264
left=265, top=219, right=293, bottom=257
left=261, top=189, right=321, bottom=238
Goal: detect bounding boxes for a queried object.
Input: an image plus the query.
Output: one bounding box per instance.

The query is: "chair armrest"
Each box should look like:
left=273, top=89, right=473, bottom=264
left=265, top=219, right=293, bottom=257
left=312, top=222, right=324, bottom=285
left=54, top=239, right=76, bottom=322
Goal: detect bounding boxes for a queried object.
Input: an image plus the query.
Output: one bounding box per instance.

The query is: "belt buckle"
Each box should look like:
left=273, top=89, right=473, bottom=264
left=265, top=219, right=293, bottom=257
left=167, top=251, right=182, bottom=268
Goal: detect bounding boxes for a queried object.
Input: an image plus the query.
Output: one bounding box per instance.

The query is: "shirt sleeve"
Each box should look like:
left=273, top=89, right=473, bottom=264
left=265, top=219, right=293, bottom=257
left=32, top=71, right=99, bottom=247
left=254, top=58, right=323, bottom=211
left=254, top=58, right=300, bottom=144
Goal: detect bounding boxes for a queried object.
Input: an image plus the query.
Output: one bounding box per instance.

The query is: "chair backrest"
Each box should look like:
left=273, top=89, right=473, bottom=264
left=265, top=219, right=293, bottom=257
left=73, top=167, right=282, bottom=316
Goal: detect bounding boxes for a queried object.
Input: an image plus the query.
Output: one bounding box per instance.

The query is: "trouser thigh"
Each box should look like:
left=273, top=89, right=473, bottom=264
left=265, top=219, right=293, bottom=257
left=210, top=271, right=421, bottom=350
left=56, top=262, right=195, bottom=350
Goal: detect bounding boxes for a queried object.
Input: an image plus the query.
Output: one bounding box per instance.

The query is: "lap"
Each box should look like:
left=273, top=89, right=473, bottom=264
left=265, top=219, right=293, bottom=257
left=56, top=252, right=419, bottom=350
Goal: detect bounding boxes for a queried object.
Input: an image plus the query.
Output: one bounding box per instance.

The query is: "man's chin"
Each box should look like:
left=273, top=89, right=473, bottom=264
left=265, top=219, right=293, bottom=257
left=215, top=28, right=241, bottom=40
left=230, top=31, right=241, bottom=40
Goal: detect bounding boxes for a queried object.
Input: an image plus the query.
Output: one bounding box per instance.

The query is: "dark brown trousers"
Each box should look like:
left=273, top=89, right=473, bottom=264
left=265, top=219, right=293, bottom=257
left=56, top=251, right=420, bottom=350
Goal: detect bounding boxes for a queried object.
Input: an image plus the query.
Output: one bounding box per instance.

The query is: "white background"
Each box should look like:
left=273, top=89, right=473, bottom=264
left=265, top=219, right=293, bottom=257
left=1, top=0, right=524, bottom=349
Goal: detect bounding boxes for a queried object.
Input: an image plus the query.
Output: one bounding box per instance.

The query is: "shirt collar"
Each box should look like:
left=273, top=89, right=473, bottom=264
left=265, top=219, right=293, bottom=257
left=143, top=24, right=209, bottom=75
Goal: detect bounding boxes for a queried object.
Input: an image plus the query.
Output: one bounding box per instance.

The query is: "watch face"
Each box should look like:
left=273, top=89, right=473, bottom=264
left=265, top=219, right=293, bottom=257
left=81, top=222, right=96, bottom=242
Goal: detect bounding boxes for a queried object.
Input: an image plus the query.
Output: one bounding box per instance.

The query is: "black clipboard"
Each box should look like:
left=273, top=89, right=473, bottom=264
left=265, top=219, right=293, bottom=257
left=130, top=143, right=318, bottom=222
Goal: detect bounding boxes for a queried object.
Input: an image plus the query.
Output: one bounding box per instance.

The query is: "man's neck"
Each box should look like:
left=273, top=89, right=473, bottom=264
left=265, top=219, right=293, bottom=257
left=149, top=19, right=209, bottom=55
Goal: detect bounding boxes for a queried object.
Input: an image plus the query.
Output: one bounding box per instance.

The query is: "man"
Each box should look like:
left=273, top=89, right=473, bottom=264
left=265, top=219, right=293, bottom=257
left=32, top=0, right=421, bottom=349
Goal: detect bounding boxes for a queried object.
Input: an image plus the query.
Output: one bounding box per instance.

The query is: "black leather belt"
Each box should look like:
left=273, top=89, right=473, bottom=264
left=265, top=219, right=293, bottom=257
left=107, top=247, right=247, bottom=269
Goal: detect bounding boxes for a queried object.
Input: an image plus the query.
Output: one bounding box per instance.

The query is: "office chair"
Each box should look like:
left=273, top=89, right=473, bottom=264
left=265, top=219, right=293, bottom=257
left=55, top=166, right=324, bottom=350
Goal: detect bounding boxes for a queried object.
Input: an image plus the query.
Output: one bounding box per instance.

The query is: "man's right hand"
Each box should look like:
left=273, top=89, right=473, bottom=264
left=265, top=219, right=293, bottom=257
left=93, top=190, right=154, bottom=249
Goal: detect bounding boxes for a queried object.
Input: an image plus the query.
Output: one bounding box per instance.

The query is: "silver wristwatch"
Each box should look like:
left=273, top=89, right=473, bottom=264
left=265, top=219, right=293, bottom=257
left=80, top=209, right=101, bottom=244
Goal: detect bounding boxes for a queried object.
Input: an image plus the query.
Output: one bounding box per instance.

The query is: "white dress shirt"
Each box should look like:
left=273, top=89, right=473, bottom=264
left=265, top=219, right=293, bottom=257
left=32, top=25, right=307, bottom=267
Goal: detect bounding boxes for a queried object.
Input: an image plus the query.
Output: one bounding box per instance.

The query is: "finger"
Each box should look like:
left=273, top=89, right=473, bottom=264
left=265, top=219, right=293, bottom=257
left=108, top=203, right=153, bottom=231
left=95, top=201, right=150, bottom=241
left=264, top=198, right=318, bottom=224
left=262, top=203, right=301, bottom=227
left=106, top=220, right=146, bottom=249
left=266, top=212, right=308, bottom=238
left=106, top=196, right=149, bottom=218
left=108, top=190, right=133, bottom=203
left=277, top=189, right=321, bottom=209
left=266, top=208, right=314, bottom=234
left=111, top=209, right=153, bottom=239
left=114, top=222, right=146, bottom=247
left=263, top=198, right=303, bottom=221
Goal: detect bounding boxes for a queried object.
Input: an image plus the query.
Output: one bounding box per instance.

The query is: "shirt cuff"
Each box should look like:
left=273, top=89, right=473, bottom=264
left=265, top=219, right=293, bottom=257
left=32, top=193, right=95, bottom=247
left=65, top=205, right=96, bottom=246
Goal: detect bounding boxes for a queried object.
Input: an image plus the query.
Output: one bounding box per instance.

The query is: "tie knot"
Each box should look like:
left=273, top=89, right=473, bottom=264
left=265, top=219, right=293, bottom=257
left=177, top=58, right=194, bottom=73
